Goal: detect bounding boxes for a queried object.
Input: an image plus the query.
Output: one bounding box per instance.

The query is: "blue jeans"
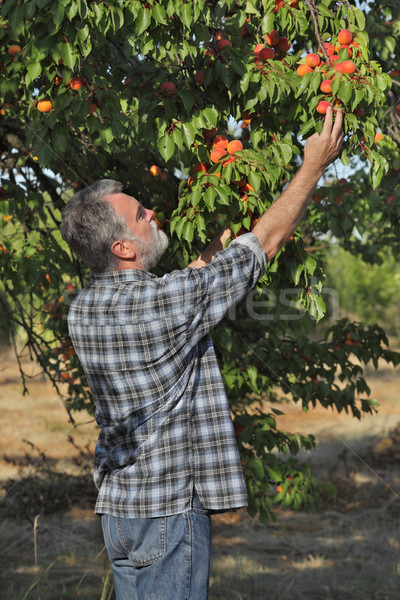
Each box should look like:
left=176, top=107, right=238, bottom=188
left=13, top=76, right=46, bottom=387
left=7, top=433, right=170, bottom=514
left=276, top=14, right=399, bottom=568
left=101, top=494, right=212, bottom=600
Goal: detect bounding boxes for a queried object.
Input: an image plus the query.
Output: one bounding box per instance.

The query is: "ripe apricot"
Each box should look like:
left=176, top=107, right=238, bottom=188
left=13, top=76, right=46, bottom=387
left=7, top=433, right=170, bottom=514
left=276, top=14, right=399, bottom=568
left=259, top=47, right=275, bottom=61
left=193, top=162, right=207, bottom=173
left=227, top=140, right=243, bottom=155
left=69, top=76, right=85, bottom=91
left=323, top=42, right=334, bottom=57
left=338, top=29, right=353, bottom=45
left=213, top=135, right=228, bottom=149
left=316, top=100, right=331, bottom=114
left=306, top=53, right=321, bottom=68
left=194, top=70, right=204, bottom=85
left=320, top=79, right=332, bottom=94
left=341, top=60, right=356, bottom=74
left=160, top=81, right=177, bottom=96
left=8, top=45, right=21, bottom=57
left=217, top=39, right=232, bottom=51
left=37, top=99, right=53, bottom=113
left=265, top=30, right=280, bottom=46
left=374, top=132, right=383, bottom=143
left=297, top=64, right=312, bottom=76
left=150, top=165, right=161, bottom=176
left=203, top=127, right=218, bottom=138
left=210, top=147, right=227, bottom=163
left=240, top=182, right=255, bottom=193
left=222, top=156, right=236, bottom=167
left=277, top=37, right=291, bottom=52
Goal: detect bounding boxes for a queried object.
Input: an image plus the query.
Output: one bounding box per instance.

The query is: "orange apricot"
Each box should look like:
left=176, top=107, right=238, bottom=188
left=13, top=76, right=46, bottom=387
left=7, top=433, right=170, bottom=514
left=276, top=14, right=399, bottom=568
left=259, top=47, right=275, bottom=61
left=213, top=135, right=229, bottom=149
left=297, top=64, right=312, bottom=76
left=306, top=53, right=321, bottom=68
left=316, top=100, right=331, bottom=114
left=210, top=147, right=228, bottom=162
left=320, top=79, right=332, bottom=94
left=8, top=45, right=21, bottom=57
left=37, top=99, right=53, bottom=113
left=227, top=140, right=243, bottom=155
left=341, top=60, right=356, bottom=74
left=338, top=29, right=353, bottom=46
left=277, top=37, right=291, bottom=52
left=265, top=30, right=280, bottom=46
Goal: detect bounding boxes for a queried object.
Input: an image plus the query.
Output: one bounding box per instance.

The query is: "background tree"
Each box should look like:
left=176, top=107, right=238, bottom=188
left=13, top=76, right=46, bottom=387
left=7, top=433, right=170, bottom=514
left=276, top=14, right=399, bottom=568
left=1, top=0, right=400, bottom=522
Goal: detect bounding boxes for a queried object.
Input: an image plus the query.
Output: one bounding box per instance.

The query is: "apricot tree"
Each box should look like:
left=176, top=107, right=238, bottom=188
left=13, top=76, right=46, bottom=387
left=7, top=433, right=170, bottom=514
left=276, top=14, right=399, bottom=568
left=1, top=0, right=400, bottom=522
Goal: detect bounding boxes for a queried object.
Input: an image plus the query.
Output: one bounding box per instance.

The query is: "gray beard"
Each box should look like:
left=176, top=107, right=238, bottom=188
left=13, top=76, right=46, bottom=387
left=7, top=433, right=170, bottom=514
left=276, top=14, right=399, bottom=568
left=138, top=220, right=169, bottom=271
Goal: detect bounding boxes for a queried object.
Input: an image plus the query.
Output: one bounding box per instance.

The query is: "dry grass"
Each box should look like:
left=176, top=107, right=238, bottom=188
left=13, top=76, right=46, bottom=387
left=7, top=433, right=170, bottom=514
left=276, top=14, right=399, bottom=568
left=1, top=347, right=400, bottom=599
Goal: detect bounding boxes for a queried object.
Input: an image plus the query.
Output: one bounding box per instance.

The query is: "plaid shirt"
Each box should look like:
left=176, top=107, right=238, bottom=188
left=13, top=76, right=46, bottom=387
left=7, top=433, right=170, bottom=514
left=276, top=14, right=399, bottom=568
left=68, top=233, right=266, bottom=518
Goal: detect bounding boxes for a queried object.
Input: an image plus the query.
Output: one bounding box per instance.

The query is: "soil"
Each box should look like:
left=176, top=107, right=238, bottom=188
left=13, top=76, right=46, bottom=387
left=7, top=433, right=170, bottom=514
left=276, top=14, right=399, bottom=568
left=1, top=348, right=400, bottom=599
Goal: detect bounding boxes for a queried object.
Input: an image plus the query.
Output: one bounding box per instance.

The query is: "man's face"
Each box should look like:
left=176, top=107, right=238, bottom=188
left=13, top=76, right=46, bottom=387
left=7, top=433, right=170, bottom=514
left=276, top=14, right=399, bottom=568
left=107, top=193, right=169, bottom=270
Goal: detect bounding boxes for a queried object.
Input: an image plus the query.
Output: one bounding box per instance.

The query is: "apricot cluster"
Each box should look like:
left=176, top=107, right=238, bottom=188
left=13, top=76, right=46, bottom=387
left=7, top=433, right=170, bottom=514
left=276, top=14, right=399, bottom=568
left=296, top=29, right=361, bottom=114
left=254, top=29, right=291, bottom=64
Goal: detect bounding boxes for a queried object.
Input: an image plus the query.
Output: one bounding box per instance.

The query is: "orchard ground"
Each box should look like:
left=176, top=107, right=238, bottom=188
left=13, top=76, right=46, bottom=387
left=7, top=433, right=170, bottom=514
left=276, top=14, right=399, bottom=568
left=1, top=346, right=400, bottom=600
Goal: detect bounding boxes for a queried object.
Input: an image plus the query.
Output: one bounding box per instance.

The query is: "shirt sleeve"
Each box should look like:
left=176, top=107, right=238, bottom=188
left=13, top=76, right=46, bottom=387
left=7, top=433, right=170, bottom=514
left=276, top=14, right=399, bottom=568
left=230, top=232, right=267, bottom=271
left=157, top=231, right=267, bottom=347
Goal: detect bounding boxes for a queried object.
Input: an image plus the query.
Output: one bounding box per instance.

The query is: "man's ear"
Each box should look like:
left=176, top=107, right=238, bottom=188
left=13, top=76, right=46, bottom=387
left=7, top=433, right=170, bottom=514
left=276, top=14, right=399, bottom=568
left=110, top=239, right=137, bottom=260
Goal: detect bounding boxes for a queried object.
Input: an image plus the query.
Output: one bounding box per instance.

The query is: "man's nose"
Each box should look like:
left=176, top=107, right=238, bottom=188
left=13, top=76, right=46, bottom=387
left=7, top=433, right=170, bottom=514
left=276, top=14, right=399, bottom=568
left=145, top=208, right=155, bottom=222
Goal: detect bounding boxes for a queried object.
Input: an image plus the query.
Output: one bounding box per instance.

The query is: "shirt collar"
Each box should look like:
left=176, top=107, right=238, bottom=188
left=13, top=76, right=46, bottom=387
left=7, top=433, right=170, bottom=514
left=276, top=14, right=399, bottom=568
left=90, top=269, right=157, bottom=284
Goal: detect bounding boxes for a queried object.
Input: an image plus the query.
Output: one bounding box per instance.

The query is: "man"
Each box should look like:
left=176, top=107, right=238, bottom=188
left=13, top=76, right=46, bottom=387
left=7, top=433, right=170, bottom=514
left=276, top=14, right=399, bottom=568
left=60, top=107, right=343, bottom=599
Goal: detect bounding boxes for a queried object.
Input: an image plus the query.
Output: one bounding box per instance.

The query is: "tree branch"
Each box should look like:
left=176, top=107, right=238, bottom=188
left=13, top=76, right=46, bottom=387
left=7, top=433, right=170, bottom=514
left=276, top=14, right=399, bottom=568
left=307, top=0, right=332, bottom=67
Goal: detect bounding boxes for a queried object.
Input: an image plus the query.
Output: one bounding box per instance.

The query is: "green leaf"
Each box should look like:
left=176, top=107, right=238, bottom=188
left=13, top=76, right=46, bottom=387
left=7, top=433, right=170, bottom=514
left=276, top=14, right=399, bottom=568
left=280, top=143, right=292, bottom=165
left=25, top=61, right=42, bottom=87
left=291, top=263, right=303, bottom=286
left=203, top=186, right=216, bottom=211
left=136, top=8, right=151, bottom=35
left=216, top=185, right=232, bottom=206
left=337, top=79, right=352, bottom=105
left=384, top=36, right=396, bottom=54
left=100, top=127, right=114, bottom=145
left=248, top=170, right=262, bottom=191
left=354, top=7, right=366, bottom=31
left=202, top=107, right=218, bottom=127
left=61, top=43, right=76, bottom=69
left=181, top=123, right=196, bottom=148
left=152, top=4, right=167, bottom=24
left=180, top=3, right=192, bottom=29
left=317, top=4, right=332, bottom=17
left=248, top=456, right=265, bottom=480
left=305, top=255, right=317, bottom=275
left=158, top=133, right=175, bottom=162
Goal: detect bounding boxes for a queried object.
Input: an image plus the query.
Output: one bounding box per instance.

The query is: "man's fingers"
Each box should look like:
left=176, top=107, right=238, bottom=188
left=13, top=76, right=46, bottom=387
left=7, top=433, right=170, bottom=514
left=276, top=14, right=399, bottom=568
left=321, top=105, right=333, bottom=135
left=332, top=108, right=344, bottom=140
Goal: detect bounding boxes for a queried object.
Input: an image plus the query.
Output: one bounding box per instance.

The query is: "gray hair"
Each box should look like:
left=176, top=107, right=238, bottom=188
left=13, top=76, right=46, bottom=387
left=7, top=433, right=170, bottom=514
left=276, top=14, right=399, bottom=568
left=60, top=179, right=137, bottom=273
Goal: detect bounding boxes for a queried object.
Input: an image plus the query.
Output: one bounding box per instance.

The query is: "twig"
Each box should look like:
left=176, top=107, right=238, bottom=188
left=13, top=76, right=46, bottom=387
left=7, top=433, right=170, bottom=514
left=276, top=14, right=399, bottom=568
left=33, top=515, right=40, bottom=567
left=307, top=0, right=332, bottom=67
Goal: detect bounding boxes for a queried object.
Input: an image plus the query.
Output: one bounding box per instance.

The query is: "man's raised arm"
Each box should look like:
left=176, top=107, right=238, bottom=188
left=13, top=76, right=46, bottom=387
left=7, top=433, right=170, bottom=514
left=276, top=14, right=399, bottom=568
left=252, top=106, right=344, bottom=260
left=188, top=106, right=344, bottom=268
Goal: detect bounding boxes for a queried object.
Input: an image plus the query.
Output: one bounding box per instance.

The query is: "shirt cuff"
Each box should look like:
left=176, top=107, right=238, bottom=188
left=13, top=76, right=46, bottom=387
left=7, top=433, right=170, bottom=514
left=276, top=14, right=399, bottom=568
left=230, top=232, right=267, bottom=273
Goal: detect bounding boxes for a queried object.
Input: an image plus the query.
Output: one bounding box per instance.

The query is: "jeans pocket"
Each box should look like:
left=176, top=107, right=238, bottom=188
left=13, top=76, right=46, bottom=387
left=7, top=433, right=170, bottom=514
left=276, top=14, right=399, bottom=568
left=116, top=515, right=167, bottom=567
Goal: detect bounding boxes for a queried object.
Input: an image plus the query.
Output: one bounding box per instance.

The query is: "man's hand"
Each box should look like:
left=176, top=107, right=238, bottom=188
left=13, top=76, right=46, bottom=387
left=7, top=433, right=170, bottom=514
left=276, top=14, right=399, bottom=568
left=251, top=107, right=344, bottom=261
left=303, top=107, right=344, bottom=177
